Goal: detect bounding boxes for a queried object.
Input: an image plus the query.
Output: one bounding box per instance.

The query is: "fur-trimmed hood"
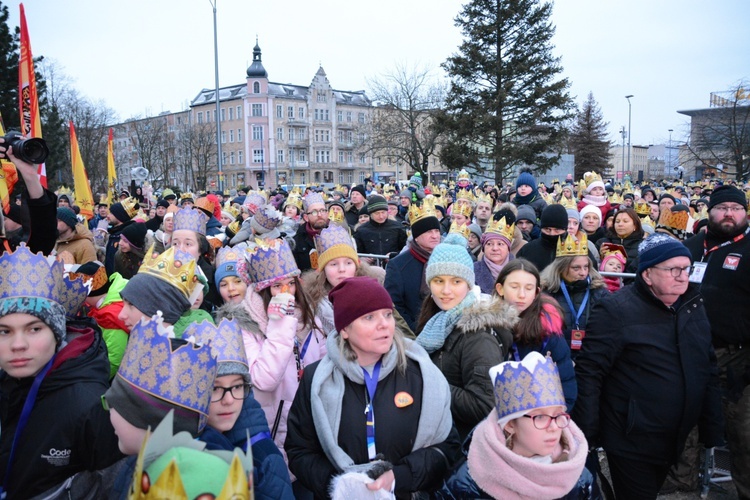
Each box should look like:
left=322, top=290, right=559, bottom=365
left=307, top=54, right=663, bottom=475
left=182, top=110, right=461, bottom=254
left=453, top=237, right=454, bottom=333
left=214, top=301, right=260, bottom=333
left=456, top=297, right=519, bottom=334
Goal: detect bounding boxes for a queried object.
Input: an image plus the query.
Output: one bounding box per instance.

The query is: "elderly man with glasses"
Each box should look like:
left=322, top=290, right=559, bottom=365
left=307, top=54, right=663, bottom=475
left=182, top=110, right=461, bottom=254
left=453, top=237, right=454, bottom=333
left=292, top=192, right=330, bottom=272
left=573, top=233, right=724, bottom=500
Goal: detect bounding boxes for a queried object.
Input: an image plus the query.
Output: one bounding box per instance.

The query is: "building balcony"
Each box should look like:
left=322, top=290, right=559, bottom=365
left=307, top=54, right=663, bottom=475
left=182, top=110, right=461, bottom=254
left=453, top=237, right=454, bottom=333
left=287, top=140, right=309, bottom=148
left=337, top=122, right=354, bottom=129
left=337, top=141, right=355, bottom=149
left=290, top=161, right=309, bottom=168
left=287, top=119, right=308, bottom=127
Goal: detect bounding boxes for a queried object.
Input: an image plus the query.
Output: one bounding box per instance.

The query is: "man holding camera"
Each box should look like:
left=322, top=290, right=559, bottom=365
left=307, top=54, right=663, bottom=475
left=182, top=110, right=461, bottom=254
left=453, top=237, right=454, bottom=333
left=0, top=135, right=56, bottom=255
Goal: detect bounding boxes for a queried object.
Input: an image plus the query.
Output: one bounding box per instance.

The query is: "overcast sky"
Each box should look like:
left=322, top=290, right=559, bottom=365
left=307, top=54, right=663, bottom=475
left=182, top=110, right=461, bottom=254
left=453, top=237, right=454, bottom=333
left=5, top=0, right=749, bottom=149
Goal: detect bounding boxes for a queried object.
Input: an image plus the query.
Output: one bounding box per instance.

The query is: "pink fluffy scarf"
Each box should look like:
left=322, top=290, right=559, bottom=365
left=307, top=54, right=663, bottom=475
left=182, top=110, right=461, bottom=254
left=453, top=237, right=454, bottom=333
left=467, top=409, right=588, bottom=500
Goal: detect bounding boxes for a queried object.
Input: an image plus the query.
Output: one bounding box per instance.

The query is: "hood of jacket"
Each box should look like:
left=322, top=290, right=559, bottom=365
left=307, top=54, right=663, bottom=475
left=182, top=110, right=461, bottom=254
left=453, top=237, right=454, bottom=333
left=457, top=297, right=519, bottom=334
left=58, top=222, right=94, bottom=244
left=215, top=301, right=261, bottom=333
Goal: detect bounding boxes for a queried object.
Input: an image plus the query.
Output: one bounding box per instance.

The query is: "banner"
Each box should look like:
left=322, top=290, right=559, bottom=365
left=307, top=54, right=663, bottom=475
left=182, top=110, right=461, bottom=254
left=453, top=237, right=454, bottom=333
left=0, top=115, right=19, bottom=214
left=107, top=128, right=117, bottom=205
left=70, top=121, right=94, bottom=220
left=18, top=3, right=46, bottom=187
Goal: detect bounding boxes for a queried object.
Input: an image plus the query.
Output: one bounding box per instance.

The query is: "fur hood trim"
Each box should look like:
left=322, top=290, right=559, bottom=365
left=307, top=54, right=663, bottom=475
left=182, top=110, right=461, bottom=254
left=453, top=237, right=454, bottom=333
left=214, top=302, right=260, bottom=333
left=457, top=297, right=519, bottom=333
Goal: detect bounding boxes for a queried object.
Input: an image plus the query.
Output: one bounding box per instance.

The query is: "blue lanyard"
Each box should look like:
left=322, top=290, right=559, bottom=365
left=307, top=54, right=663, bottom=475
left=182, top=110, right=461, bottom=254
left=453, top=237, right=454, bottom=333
left=362, top=360, right=382, bottom=461
left=1, top=354, right=56, bottom=498
left=294, top=332, right=314, bottom=381
left=560, top=280, right=590, bottom=330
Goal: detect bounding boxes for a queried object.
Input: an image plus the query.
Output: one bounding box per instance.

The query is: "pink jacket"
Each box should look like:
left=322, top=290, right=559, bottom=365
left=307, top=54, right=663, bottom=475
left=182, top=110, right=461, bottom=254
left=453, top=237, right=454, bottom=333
left=241, top=289, right=327, bottom=470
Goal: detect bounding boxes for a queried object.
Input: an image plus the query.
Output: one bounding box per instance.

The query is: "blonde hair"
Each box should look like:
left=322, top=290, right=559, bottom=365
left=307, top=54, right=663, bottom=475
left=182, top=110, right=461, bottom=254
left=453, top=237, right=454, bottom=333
left=540, top=255, right=606, bottom=293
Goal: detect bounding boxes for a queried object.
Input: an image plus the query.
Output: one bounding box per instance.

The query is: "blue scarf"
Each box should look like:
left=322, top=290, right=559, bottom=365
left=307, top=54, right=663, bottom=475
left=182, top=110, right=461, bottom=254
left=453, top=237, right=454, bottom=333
left=416, top=291, right=477, bottom=353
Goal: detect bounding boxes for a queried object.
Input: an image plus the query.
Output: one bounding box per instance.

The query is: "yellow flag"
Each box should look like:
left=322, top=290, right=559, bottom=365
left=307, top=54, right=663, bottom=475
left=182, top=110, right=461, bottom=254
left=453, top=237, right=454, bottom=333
left=70, top=121, right=94, bottom=220
left=107, top=128, right=117, bottom=205
left=0, top=115, right=19, bottom=214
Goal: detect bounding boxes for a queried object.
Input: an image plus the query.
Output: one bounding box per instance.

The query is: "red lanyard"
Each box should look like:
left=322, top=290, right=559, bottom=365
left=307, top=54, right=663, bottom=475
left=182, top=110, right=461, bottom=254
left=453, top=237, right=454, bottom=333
left=702, top=227, right=749, bottom=260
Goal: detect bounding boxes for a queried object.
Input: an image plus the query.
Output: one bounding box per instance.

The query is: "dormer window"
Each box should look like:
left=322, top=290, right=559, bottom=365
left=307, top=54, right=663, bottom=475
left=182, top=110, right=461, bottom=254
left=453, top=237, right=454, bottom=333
left=253, top=81, right=260, bottom=94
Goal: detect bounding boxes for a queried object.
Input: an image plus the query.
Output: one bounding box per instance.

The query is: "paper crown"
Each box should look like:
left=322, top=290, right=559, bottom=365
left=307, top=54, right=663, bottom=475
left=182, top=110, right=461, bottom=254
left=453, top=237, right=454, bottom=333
left=68, top=261, right=109, bottom=293
left=583, top=171, right=603, bottom=187
left=244, top=238, right=301, bottom=291
left=454, top=188, right=476, bottom=205
left=59, top=272, right=92, bottom=319
left=476, top=191, right=493, bottom=205
left=180, top=192, right=194, bottom=202
left=0, top=244, right=65, bottom=304
left=694, top=206, right=708, bottom=221
left=252, top=205, right=282, bottom=232
left=609, top=192, right=624, bottom=205
left=117, top=314, right=217, bottom=433
left=119, top=197, right=140, bottom=219
left=303, top=192, right=325, bottom=211
left=490, top=351, right=565, bottom=424
left=242, top=191, right=267, bottom=212
left=655, top=210, right=689, bottom=240
left=129, top=412, right=252, bottom=499
left=183, top=319, right=248, bottom=371
left=556, top=232, right=589, bottom=257
left=223, top=204, right=241, bottom=219
left=485, top=216, right=515, bottom=242
left=634, top=199, right=651, bottom=216
left=599, top=242, right=627, bottom=262
left=448, top=220, right=471, bottom=240
left=313, top=224, right=358, bottom=271
left=328, top=206, right=345, bottom=223
left=451, top=199, right=473, bottom=218
left=408, top=196, right=438, bottom=225
left=285, top=193, right=304, bottom=210
left=173, top=208, right=209, bottom=235
left=558, top=196, right=578, bottom=210
left=139, top=246, right=199, bottom=299
left=193, top=196, right=215, bottom=217
left=457, top=169, right=471, bottom=183
left=215, top=246, right=241, bottom=268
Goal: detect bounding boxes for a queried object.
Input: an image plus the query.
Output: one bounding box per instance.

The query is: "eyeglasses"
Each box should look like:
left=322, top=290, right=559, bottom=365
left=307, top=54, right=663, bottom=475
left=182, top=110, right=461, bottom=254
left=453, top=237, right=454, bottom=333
left=306, top=209, right=327, bottom=217
left=652, top=265, right=693, bottom=277
left=711, top=204, right=745, bottom=214
left=211, top=383, right=251, bottom=402
left=522, top=412, right=571, bottom=430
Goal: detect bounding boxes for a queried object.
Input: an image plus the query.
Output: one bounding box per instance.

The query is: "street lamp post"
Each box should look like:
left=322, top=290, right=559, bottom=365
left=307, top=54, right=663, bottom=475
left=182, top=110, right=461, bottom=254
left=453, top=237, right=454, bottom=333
left=668, top=129, right=673, bottom=178
left=620, top=126, right=626, bottom=179
left=625, top=95, right=633, bottom=177
left=209, top=0, right=222, bottom=193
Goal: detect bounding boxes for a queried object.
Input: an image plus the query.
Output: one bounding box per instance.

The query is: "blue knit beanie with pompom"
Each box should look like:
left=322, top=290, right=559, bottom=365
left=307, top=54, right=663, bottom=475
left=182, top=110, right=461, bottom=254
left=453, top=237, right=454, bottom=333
left=425, top=233, right=474, bottom=285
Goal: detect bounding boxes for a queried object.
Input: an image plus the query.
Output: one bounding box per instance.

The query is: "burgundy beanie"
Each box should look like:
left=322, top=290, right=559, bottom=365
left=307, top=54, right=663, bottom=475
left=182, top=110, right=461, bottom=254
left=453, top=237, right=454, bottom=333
left=328, top=276, right=393, bottom=332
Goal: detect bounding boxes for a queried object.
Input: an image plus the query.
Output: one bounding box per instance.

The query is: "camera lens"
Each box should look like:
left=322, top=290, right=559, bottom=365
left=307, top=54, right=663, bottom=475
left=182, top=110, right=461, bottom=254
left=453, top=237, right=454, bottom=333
left=19, top=138, right=49, bottom=164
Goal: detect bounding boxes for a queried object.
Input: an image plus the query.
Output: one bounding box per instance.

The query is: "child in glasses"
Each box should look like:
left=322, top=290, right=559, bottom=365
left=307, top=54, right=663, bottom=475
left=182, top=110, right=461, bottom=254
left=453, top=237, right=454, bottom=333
left=438, top=352, right=597, bottom=499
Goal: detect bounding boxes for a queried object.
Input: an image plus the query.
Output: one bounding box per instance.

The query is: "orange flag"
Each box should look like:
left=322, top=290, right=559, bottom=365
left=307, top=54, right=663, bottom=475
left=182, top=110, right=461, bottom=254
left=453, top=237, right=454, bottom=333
left=70, top=121, right=94, bottom=220
left=18, top=4, right=46, bottom=188
left=0, top=115, right=19, bottom=214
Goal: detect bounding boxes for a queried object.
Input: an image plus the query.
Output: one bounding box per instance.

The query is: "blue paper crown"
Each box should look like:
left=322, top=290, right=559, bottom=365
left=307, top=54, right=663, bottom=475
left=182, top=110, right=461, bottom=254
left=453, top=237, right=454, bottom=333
left=183, top=318, right=248, bottom=369
left=0, top=244, right=65, bottom=304
left=244, top=238, right=300, bottom=291
left=173, top=207, right=209, bottom=235
left=490, top=352, right=565, bottom=422
left=59, top=272, right=92, bottom=319
left=117, top=314, right=218, bottom=432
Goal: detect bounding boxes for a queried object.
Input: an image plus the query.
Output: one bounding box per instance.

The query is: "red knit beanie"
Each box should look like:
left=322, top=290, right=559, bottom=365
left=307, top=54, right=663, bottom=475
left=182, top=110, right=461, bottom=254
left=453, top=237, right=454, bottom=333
left=328, top=276, right=393, bottom=332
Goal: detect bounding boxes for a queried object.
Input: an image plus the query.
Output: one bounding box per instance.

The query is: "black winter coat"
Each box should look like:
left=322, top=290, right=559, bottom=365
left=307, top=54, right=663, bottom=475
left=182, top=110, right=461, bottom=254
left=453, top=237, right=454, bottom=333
left=596, top=230, right=644, bottom=275
left=548, top=279, right=610, bottom=360
left=105, top=220, right=135, bottom=275
left=0, top=328, right=123, bottom=499
left=285, top=358, right=461, bottom=499
left=572, top=278, right=724, bottom=464
left=428, top=299, right=516, bottom=439
left=292, top=222, right=317, bottom=273
left=517, top=234, right=597, bottom=274
left=354, top=218, right=407, bottom=256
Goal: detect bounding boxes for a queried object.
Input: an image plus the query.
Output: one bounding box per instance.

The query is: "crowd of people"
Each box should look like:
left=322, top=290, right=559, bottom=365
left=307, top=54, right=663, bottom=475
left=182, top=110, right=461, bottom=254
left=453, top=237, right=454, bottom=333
left=1, top=134, right=749, bottom=500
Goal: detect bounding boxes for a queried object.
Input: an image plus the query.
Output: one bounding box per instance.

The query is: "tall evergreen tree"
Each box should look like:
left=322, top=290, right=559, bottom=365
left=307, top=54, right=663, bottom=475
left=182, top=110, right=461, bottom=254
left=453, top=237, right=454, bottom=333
left=569, top=92, right=611, bottom=180
left=0, top=1, right=20, bottom=130
left=435, top=0, right=574, bottom=185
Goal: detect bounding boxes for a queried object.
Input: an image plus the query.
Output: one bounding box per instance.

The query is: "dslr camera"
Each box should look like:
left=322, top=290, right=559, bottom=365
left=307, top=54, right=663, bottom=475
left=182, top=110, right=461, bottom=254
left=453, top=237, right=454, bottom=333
left=0, top=130, right=49, bottom=164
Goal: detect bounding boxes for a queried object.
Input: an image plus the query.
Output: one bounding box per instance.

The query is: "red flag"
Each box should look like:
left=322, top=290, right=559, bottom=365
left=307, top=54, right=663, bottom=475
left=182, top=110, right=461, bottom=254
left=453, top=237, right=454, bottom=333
left=18, top=4, right=46, bottom=187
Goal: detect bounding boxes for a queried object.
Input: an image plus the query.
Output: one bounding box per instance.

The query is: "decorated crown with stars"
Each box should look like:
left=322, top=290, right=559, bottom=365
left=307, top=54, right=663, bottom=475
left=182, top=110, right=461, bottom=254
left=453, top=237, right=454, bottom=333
left=555, top=232, right=589, bottom=258
left=139, top=246, right=199, bottom=299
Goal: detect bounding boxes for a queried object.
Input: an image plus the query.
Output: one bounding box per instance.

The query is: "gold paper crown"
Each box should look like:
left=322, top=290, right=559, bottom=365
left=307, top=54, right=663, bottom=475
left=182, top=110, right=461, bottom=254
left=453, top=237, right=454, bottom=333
left=609, top=192, right=623, bottom=205
left=285, top=193, right=303, bottom=210
left=476, top=191, right=492, bottom=205
left=451, top=200, right=473, bottom=218
left=455, top=188, right=476, bottom=205
left=448, top=221, right=471, bottom=239
left=328, top=207, right=344, bottom=223
left=226, top=220, right=241, bottom=235
left=408, top=196, right=437, bottom=225
left=634, top=199, right=651, bottom=216
left=485, top=216, right=515, bottom=242
left=139, top=245, right=198, bottom=299
left=695, top=206, right=708, bottom=221
left=224, top=204, right=240, bottom=219
left=555, top=232, right=589, bottom=257
left=657, top=209, right=689, bottom=231
left=120, top=197, right=140, bottom=219
left=583, top=171, right=603, bottom=187
left=180, top=192, right=194, bottom=201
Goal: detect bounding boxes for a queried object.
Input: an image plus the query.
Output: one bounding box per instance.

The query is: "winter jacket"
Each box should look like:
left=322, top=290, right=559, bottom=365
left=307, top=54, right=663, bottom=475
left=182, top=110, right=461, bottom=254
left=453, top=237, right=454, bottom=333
left=292, top=222, right=317, bottom=273
left=105, top=220, right=135, bottom=275
left=474, top=255, right=514, bottom=294
left=572, top=277, right=725, bottom=464
left=430, top=299, right=516, bottom=438
left=285, top=354, right=462, bottom=499
left=55, top=223, right=97, bottom=264
left=0, top=327, right=123, bottom=499
left=684, top=228, right=750, bottom=347
left=548, top=279, right=610, bottom=361
left=217, top=295, right=326, bottom=473
left=3, top=187, right=57, bottom=256
left=354, top=218, right=407, bottom=256
left=596, top=230, right=644, bottom=275
left=206, top=215, right=223, bottom=236
left=384, top=249, right=428, bottom=332
left=86, top=272, right=130, bottom=378
left=344, top=201, right=365, bottom=230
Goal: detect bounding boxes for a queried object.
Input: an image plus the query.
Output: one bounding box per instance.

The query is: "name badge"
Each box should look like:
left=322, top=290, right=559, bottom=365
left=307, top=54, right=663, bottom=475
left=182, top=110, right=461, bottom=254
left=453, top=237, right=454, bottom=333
left=723, top=253, right=742, bottom=271
left=571, top=329, right=585, bottom=350
left=690, top=262, right=708, bottom=283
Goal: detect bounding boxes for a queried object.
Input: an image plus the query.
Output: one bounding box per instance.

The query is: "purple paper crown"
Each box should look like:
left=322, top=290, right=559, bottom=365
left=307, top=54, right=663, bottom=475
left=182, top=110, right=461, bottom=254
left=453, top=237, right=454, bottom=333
left=59, top=272, right=93, bottom=319
left=183, top=318, right=248, bottom=370
left=303, top=192, right=325, bottom=211
left=173, top=207, right=209, bottom=235
left=251, top=205, right=282, bottom=233
left=116, top=314, right=217, bottom=432
left=244, top=238, right=300, bottom=291
left=243, top=191, right=268, bottom=213
left=315, top=224, right=355, bottom=255
left=0, top=244, right=65, bottom=304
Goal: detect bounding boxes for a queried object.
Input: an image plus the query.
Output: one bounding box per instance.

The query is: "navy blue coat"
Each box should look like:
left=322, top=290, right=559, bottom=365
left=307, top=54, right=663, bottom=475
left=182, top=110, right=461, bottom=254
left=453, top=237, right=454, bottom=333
left=385, top=250, right=427, bottom=332
left=548, top=280, right=610, bottom=361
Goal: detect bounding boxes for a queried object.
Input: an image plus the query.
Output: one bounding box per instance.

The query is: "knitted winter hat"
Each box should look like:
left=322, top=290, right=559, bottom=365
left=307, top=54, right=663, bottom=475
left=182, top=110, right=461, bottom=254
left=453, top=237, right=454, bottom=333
left=467, top=223, right=483, bottom=242
left=315, top=224, right=359, bottom=271
left=329, top=276, right=393, bottom=332
left=637, top=233, right=692, bottom=273
left=350, top=185, right=366, bottom=198
left=367, top=195, right=388, bottom=214
left=408, top=173, right=423, bottom=189
left=57, top=207, right=78, bottom=230
left=214, top=247, right=249, bottom=287
left=425, top=233, right=474, bottom=286
left=109, top=198, right=139, bottom=223
left=515, top=170, right=537, bottom=192
left=516, top=205, right=536, bottom=224
left=659, top=193, right=677, bottom=205
left=121, top=222, right=147, bottom=251
left=708, top=185, right=747, bottom=210
left=579, top=204, right=602, bottom=222
left=540, top=204, right=568, bottom=230
left=566, top=209, right=580, bottom=222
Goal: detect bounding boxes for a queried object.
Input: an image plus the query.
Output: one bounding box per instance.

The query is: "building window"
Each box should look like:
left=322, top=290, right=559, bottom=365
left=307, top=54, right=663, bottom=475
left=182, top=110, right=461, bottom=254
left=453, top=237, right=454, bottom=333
left=359, top=153, right=365, bottom=163
left=252, top=126, right=263, bottom=141
left=287, top=128, right=294, bottom=141
left=253, top=81, right=260, bottom=94
left=299, top=150, right=307, bottom=162
left=222, top=152, right=227, bottom=164
left=214, top=110, right=218, bottom=121
left=347, top=111, right=352, bottom=122
left=317, top=92, right=326, bottom=102
left=229, top=130, right=234, bottom=143
left=359, top=171, right=365, bottom=183
left=339, top=151, right=344, bottom=163
left=288, top=106, right=294, bottom=119
left=315, top=150, right=331, bottom=163
left=276, top=105, right=283, bottom=119
left=337, top=111, right=343, bottom=122
left=229, top=107, right=234, bottom=120
left=230, top=152, right=235, bottom=165
left=347, top=131, right=353, bottom=142
left=197, top=112, right=203, bottom=124
left=206, top=111, right=211, bottom=123
left=237, top=105, right=242, bottom=119
left=252, top=104, right=263, bottom=117
left=238, top=129, right=242, bottom=141
left=348, top=151, right=354, bottom=163
left=299, top=107, right=305, bottom=119
left=277, top=150, right=284, bottom=163
left=253, top=149, right=264, bottom=163
left=277, top=127, right=283, bottom=140
left=358, top=112, right=365, bottom=124
left=288, top=150, right=294, bottom=162
left=338, top=130, right=344, bottom=142
left=298, top=129, right=305, bottom=141
left=221, top=108, right=226, bottom=122
left=377, top=157, right=381, bottom=166
left=221, top=131, right=226, bottom=143
left=314, top=129, right=330, bottom=142
left=238, top=151, right=243, bottom=164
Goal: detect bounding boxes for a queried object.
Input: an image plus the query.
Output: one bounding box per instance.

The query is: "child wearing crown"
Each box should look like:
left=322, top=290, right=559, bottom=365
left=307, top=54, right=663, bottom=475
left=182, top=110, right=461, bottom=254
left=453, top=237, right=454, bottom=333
left=0, top=245, right=123, bottom=499
left=438, top=352, right=594, bottom=499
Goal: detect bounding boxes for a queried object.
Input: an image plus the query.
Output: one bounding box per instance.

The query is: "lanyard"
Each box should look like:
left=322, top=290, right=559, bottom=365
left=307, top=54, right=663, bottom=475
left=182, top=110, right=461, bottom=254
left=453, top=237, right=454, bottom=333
left=560, top=281, right=590, bottom=330
left=702, top=227, right=749, bottom=260
left=362, top=360, right=382, bottom=461
left=293, top=331, right=313, bottom=381
left=1, top=354, right=56, bottom=498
